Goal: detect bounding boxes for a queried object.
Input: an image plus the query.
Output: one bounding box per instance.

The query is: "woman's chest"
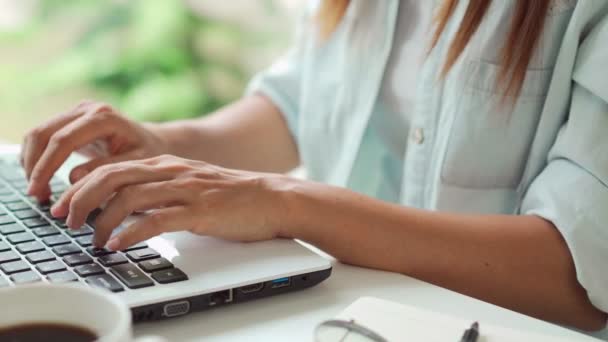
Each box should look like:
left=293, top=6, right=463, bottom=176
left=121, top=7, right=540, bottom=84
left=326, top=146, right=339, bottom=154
left=404, top=0, right=577, bottom=197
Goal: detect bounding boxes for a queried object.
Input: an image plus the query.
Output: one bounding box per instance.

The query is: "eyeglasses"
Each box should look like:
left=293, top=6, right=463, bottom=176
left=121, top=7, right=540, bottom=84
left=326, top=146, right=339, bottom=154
left=315, top=319, right=388, bottom=342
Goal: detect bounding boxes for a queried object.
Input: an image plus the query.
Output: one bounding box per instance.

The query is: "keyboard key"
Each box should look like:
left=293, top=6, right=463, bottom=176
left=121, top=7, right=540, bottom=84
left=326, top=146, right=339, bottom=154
left=65, top=226, right=93, bottom=238
left=151, top=268, right=188, bottom=284
left=6, top=201, right=29, bottom=211
left=0, top=207, right=6, bottom=215
left=0, top=194, right=21, bottom=204
left=74, top=263, right=105, bottom=277
left=26, top=196, right=38, bottom=203
left=0, top=216, right=16, bottom=225
left=15, top=187, right=29, bottom=195
left=0, top=275, right=9, bottom=287
left=110, top=263, right=154, bottom=289
left=126, top=248, right=160, bottom=262
left=32, top=226, right=60, bottom=237
left=124, top=242, right=148, bottom=251
left=50, top=178, right=66, bottom=187
left=52, top=188, right=68, bottom=196
left=0, top=251, right=20, bottom=264
left=35, top=201, right=52, bottom=212
left=75, top=235, right=93, bottom=247
left=98, top=253, right=128, bottom=267
left=22, top=217, right=48, bottom=228
left=14, top=210, right=39, bottom=220
left=12, top=179, right=28, bottom=189
left=10, top=271, right=41, bottom=284
left=47, top=270, right=78, bottom=283
left=0, top=171, right=25, bottom=182
left=0, top=241, right=10, bottom=252
left=52, top=244, right=81, bottom=256
left=26, top=250, right=55, bottom=264
left=63, top=253, right=92, bottom=267
left=7, top=232, right=35, bottom=245
left=42, top=235, right=71, bottom=247
left=16, top=241, right=45, bottom=254
left=1, top=260, right=30, bottom=274
left=86, top=274, right=124, bottom=292
left=36, top=260, right=67, bottom=274
left=86, top=247, right=115, bottom=257
left=53, top=218, right=68, bottom=229
left=0, top=223, right=24, bottom=235
left=138, top=258, right=173, bottom=273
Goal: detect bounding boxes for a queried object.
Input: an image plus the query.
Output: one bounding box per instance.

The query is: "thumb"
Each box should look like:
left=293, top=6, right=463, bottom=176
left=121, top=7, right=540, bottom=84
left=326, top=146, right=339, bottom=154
left=69, top=150, right=143, bottom=184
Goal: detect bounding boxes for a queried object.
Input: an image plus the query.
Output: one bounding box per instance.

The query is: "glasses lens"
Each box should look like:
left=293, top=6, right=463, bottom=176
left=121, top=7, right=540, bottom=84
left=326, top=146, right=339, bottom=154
left=315, top=320, right=387, bottom=342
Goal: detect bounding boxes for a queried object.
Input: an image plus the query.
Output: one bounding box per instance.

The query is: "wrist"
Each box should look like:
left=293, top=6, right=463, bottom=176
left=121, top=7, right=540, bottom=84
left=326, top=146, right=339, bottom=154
left=143, top=122, right=173, bottom=154
left=143, top=121, right=202, bottom=158
left=263, top=174, right=312, bottom=240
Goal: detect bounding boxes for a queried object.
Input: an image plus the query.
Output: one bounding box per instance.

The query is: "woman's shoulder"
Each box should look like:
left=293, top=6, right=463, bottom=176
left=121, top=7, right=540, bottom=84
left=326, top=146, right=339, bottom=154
left=571, top=1, right=608, bottom=101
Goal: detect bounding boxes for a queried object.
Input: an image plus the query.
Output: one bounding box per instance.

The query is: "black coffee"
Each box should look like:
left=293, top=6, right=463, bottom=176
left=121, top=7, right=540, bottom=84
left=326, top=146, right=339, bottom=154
left=0, top=323, right=97, bottom=342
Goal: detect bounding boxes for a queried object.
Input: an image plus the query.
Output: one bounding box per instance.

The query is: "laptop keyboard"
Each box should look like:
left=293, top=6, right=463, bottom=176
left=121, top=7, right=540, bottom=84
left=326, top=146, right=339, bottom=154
left=0, top=158, right=188, bottom=292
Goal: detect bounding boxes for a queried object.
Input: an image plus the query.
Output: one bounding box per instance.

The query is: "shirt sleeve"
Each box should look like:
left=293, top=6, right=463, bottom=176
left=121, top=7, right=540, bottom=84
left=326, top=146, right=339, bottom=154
left=520, top=14, right=608, bottom=313
left=244, top=7, right=312, bottom=141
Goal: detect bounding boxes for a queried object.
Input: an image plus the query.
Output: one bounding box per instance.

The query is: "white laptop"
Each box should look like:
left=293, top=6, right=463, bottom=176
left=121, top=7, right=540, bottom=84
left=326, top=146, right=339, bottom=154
left=0, top=149, right=332, bottom=322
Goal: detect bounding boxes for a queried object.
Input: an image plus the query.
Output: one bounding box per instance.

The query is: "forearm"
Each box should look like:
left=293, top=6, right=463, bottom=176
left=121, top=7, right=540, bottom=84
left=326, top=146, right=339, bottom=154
left=147, top=94, right=299, bottom=173
left=278, top=179, right=607, bottom=330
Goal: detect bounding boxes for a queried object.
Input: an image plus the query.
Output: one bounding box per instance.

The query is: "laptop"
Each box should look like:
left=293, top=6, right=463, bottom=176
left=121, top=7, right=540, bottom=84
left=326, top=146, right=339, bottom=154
left=0, top=149, right=332, bottom=322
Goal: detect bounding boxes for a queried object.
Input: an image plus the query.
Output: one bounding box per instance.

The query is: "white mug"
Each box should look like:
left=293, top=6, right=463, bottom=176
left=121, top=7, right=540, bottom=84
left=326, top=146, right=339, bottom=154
left=0, top=283, right=164, bottom=342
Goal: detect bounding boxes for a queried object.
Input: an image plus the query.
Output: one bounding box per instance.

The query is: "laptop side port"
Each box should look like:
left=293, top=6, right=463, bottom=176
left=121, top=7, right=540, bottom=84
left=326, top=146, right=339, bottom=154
left=163, top=300, right=190, bottom=318
left=208, top=289, right=233, bottom=306
left=239, top=282, right=264, bottom=294
left=270, top=277, right=291, bottom=289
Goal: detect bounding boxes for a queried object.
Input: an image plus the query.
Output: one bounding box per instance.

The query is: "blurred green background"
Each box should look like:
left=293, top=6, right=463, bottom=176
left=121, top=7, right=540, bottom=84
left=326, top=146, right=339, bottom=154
left=0, top=0, right=301, bottom=142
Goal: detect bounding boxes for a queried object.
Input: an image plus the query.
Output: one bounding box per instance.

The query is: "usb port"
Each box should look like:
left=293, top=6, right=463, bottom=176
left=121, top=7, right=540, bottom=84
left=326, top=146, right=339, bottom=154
left=270, top=277, right=291, bottom=289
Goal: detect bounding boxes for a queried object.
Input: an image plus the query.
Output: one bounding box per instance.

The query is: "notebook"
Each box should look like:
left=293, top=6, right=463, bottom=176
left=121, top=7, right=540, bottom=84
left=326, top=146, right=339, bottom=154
left=334, top=297, right=601, bottom=341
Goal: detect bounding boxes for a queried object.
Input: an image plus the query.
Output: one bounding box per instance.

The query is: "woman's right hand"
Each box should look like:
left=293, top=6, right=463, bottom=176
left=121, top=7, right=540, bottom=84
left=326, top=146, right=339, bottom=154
left=21, top=100, right=169, bottom=201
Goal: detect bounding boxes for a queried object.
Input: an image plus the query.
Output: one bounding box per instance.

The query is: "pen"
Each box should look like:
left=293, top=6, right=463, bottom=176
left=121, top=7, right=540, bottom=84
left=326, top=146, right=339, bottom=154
left=459, top=321, right=479, bottom=342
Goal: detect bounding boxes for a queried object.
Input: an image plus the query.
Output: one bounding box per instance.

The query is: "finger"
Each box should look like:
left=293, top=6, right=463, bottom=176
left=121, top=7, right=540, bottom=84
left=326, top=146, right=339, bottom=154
left=28, top=109, right=122, bottom=196
left=20, top=137, right=28, bottom=169
left=93, top=182, right=188, bottom=247
left=64, top=163, right=174, bottom=229
left=21, top=103, right=89, bottom=180
left=51, top=166, right=99, bottom=218
left=52, top=152, right=152, bottom=218
left=105, top=206, right=190, bottom=250
left=69, top=149, right=144, bottom=184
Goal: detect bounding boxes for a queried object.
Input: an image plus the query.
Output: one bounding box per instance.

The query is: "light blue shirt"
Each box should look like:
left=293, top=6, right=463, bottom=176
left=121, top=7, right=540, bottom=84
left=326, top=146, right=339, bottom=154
left=247, top=0, right=608, bottom=337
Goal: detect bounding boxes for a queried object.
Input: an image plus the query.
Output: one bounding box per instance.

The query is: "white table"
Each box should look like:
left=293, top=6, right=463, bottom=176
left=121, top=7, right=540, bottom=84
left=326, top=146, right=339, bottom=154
left=0, top=143, right=599, bottom=341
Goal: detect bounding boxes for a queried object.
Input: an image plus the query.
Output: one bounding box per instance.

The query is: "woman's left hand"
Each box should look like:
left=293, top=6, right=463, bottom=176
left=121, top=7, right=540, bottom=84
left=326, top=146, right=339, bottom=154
left=50, top=155, right=290, bottom=250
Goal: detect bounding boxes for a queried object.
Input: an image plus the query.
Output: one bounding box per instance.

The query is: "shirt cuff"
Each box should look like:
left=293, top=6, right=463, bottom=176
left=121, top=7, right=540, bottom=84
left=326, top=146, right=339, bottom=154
left=521, top=158, right=608, bottom=315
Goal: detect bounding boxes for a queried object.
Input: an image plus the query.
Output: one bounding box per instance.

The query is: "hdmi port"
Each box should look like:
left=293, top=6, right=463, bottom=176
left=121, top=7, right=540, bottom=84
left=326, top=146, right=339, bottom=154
left=239, top=283, right=264, bottom=294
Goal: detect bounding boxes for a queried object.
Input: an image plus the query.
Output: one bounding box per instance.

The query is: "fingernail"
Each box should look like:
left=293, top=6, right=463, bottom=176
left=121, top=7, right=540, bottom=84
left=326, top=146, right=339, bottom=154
left=66, top=215, right=76, bottom=229
left=50, top=204, right=63, bottom=218
left=106, top=237, right=120, bottom=251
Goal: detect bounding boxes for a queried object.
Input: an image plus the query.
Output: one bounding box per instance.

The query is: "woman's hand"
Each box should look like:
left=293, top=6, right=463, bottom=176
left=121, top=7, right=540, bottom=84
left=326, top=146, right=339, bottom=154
left=50, top=155, right=289, bottom=250
left=21, top=101, right=169, bottom=201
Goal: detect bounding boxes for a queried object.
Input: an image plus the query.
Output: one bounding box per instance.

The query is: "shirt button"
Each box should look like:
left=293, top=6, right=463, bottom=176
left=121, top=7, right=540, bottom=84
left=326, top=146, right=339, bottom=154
left=412, top=128, right=424, bottom=144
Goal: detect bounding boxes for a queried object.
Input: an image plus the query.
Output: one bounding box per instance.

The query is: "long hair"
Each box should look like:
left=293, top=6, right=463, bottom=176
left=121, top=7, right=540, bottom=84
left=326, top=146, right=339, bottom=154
left=317, top=0, right=551, bottom=101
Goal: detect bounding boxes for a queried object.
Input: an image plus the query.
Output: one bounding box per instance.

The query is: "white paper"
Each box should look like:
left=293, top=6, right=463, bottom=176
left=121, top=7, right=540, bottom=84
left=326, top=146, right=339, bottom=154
left=335, top=297, right=598, bottom=342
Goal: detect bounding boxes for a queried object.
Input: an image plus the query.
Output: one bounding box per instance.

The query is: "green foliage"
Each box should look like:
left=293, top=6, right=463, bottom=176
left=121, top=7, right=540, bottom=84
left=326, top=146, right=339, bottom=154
left=14, top=0, right=260, bottom=122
